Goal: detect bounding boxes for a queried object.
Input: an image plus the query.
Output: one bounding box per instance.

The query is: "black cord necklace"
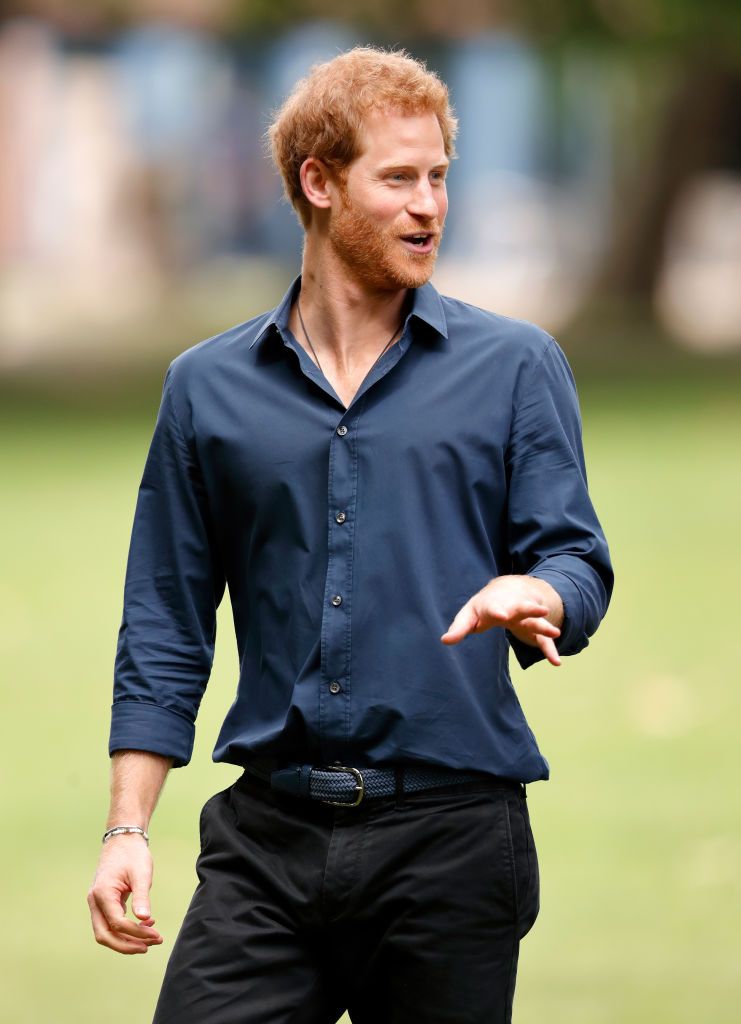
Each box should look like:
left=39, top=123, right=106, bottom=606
left=296, top=298, right=403, bottom=380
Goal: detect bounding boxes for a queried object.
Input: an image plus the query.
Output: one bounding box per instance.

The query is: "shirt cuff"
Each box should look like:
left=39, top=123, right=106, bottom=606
left=507, top=568, right=587, bottom=670
left=109, top=701, right=195, bottom=768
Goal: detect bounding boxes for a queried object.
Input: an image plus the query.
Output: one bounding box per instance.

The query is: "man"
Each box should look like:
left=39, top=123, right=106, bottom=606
left=88, top=46, right=613, bottom=1023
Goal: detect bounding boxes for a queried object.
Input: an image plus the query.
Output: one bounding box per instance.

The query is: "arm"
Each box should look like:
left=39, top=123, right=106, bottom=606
left=441, top=334, right=613, bottom=665
left=87, top=751, right=172, bottom=954
left=92, top=360, right=225, bottom=951
left=110, top=359, right=226, bottom=765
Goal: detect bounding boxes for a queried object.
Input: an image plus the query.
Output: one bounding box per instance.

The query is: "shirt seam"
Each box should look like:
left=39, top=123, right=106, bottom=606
left=162, top=364, right=193, bottom=463
left=509, top=333, right=553, bottom=426
left=162, top=362, right=225, bottom=601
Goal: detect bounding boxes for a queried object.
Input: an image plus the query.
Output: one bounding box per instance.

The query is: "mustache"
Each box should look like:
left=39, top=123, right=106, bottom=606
left=396, top=223, right=442, bottom=237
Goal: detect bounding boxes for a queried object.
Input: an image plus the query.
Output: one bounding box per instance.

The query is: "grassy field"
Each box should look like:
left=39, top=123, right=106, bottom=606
left=1, top=351, right=740, bottom=1023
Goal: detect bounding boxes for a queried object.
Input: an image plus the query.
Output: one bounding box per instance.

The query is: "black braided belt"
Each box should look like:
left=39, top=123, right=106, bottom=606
left=243, top=759, right=522, bottom=807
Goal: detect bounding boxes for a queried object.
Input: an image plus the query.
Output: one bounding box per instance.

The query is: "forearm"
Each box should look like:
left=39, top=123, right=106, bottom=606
left=106, top=750, right=173, bottom=831
left=89, top=750, right=172, bottom=955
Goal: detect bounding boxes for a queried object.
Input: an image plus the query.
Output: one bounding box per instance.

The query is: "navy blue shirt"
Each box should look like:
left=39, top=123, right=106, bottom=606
left=109, top=276, right=613, bottom=782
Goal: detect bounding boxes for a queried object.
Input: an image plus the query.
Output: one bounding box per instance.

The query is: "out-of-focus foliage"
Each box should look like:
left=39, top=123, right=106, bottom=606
left=5, top=0, right=741, bottom=59
left=1, top=0, right=738, bottom=350
left=223, top=0, right=741, bottom=60
left=522, top=0, right=741, bottom=55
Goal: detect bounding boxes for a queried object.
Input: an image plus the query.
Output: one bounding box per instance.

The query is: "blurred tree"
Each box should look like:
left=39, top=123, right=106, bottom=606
left=7, top=0, right=737, bottom=313
left=225, top=0, right=741, bottom=312
left=512, top=0, right=741, bottom=311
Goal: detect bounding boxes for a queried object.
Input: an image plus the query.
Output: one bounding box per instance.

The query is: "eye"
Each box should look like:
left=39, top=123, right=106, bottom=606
left=389, top=172, right=408, bottom=182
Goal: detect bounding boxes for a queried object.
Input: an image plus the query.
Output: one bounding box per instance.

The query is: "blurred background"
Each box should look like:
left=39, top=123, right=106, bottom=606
left=1, top=1, right=740, bottom=1022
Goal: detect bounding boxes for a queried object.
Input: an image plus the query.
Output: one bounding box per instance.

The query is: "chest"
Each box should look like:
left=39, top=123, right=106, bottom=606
left=195, top=340, right=514, bottom=527
left=321, top=363, right=375, bottom=410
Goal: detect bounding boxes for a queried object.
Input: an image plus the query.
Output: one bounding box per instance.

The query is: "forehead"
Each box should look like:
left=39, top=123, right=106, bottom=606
left=354, top=108, right=446, bottom=164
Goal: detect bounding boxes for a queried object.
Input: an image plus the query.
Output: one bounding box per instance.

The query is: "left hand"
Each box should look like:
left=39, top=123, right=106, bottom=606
left=440, top=575, right=563, bottom=666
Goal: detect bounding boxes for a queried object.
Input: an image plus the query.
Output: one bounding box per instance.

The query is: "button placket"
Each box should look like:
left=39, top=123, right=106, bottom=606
left=320, top=413, right=358, bottom=754
left=316, top=339, right=407, bottom=759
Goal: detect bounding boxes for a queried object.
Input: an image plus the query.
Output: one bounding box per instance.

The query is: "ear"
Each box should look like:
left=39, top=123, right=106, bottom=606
left=299, top=157, right=336, bottom=214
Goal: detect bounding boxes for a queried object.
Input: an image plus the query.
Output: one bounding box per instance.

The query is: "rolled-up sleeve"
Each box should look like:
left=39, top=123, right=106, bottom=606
left=109, top=361, right=226, bottom=766
left=505, top=335, right=613, bottom=669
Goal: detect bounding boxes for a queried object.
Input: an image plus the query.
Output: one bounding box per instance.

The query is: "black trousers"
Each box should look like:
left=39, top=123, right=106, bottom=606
left=152, top=770, right=540, bottom=1024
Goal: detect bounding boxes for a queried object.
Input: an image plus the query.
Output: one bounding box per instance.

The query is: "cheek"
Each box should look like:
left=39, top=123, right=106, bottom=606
left=349, top=201, right=399, bottom=236
left=436, top=190, right=449, bottom=224
left=354, top=183, right=404, bottom=225
left=377, top=199, right=408, bottom=226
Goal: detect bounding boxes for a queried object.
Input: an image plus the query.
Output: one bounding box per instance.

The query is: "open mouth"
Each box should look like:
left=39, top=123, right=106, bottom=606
left=399, top=233, right=436, bottom=255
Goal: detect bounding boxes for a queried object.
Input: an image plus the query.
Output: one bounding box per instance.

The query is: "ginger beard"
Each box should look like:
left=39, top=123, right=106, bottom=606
left=328, top=178, right=443, bottom=291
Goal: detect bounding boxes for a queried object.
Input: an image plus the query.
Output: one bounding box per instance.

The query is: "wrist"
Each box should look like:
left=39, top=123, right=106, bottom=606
left=525, top=576, right=564, bottom=628
left=102, top=824, right=149, bottom=845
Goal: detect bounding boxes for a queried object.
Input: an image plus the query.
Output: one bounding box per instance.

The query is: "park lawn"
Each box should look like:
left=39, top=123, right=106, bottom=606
left=1, top=362, right=739, bottom=1024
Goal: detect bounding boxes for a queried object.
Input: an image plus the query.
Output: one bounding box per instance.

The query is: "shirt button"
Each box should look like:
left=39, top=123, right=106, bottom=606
left=331, top=594, right=343, bottom=606
left=329, top=680, right=342, bottom=694
left=336, top=425, right=348, bottom=436
left=335, top=511, right=346, bottom=524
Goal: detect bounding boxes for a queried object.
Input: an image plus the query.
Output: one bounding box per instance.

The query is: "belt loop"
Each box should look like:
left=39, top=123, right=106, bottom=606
left=394, top=766, right=405, bottom=809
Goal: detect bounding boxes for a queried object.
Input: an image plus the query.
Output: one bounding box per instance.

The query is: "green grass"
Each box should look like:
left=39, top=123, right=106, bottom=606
left=1, top=357, right=740, bottom=1023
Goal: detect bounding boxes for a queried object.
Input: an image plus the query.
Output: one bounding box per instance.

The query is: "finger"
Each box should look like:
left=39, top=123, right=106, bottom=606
left=537, top=633, right=561, bottom=667
left=113, top=860, right=159, bottom=932
left=88, top=895, right=157, bottom=954
left=480, top=601, right=550, bottom=629
left=114, top=869, right=156, bottom=928
left=130, top=871, right=155, bottom=925
left=517, top=616, right=561, bottom=638
left=94, top=887, right=163, bottom=943
left=510, top=601, right=550, bottom=621
left=440, top=603, right=480, bottom=644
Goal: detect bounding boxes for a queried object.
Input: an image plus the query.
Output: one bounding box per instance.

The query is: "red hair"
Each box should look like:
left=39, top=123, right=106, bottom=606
left=267, top=46, right=458, bottom=228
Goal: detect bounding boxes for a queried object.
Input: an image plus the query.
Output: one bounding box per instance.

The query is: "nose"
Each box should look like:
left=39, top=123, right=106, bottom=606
left=406, top=180, right=439, bottom=220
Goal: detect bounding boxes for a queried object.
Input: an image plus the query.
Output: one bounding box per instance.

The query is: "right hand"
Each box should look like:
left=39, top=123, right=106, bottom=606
left=87, top=835, right=164, bottom=954
left=440, top=575, right=563, bottom=665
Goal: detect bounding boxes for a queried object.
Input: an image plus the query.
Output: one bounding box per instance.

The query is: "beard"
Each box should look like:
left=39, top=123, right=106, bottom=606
left=328, top=184, right=442, bottom=291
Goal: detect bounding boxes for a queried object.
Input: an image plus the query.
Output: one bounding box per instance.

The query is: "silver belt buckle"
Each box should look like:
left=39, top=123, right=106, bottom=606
left=322, top=764, right=365, bottom=806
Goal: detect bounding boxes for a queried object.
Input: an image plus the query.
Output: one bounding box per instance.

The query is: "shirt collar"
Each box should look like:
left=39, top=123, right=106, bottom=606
left=248, top=276, right=301, bottom=349
left=409, top=279, right=448, bottom=338
left=248, top=274, right=448, bottom=350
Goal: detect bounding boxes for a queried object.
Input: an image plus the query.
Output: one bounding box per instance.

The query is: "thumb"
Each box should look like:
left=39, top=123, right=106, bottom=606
left=440, top=602, right=480, bottom=645
left=130, top=872, right=154, bottom=923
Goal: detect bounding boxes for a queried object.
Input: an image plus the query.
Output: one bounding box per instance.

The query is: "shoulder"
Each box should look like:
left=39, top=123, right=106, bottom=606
left=161, top=307, right=274, bottom=403
left=435, top=291, right=578, bottom=407
left=437, top=291, right=555, bottom=365
left=156, top=309, right=275, bottom=437
left=166, top=309, right=273, bottom=388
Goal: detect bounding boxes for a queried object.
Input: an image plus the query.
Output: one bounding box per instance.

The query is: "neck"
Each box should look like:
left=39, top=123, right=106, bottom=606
left=291, top=232, right=409, bottom=371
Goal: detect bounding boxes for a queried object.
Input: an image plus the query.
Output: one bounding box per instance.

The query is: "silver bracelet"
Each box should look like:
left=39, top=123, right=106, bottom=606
left=102, top=825, right=149, bottom=845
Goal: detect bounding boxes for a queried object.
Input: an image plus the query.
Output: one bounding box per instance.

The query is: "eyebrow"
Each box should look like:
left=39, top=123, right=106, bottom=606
left=377, top=160, right=450, bottom=173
